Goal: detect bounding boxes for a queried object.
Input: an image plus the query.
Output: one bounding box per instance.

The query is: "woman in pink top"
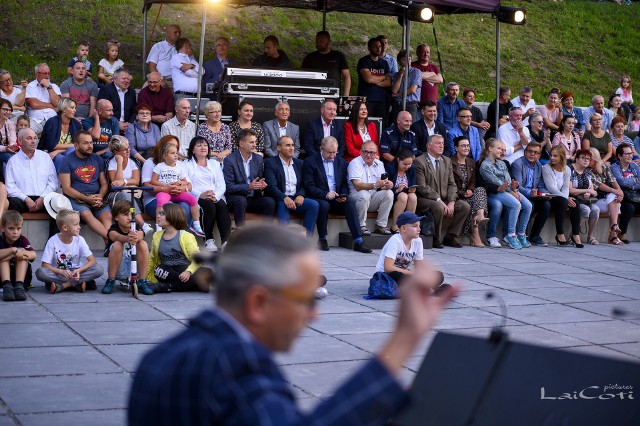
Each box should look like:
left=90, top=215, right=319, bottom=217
left=552, top=115, right=581, bottom=163
left=344, top=101, right=379, bottom=162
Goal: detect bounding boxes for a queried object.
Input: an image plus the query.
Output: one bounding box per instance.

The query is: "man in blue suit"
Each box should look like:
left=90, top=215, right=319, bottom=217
left=304, top=98, right=345, bottom=157
left=263, top=101, right=301, bottom=158
left=201, top=36, right=238, bottom=101
left=303, top=136, right=372, bottom=253
left=411, top=100, right=447, bottom=155
left=97, top=69, right=136, bottom=134
left=223, top=128, right=275, bottom=227
left=129, top=225, right=458, bottom=426
left=265, top=136, right=319, bottom=236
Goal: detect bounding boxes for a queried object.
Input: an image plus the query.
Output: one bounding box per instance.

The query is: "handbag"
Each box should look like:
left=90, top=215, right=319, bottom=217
left=420, top=211, right=435, bottom=236
left=622, top=188, right=640, bottom=203
left=364, top=272, right=399, bottom=300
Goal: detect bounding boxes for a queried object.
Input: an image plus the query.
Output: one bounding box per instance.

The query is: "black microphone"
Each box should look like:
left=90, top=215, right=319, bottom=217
left=485, top=291, right=508, bottom=343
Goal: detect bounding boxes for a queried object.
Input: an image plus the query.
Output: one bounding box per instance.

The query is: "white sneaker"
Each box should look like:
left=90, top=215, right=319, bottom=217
left=204, top=239, right=218, bottom=252
left=142, top=223, right=154, bottom=235
left=488, top=237, right=502, bottom=248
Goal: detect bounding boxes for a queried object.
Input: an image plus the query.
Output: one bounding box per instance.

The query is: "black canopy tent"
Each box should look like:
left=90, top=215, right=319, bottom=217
left=141, top=0, right=510, bottom=126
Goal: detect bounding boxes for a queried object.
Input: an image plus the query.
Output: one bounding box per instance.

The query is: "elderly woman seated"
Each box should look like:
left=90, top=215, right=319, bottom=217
left=611, top=143, right=640, bottom=244
left=588, top=148, right=625, bottom=245
left=197, top=101, right=233, bottom=163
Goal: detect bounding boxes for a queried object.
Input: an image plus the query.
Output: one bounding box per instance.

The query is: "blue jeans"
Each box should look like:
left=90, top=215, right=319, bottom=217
left=486, top=195, right=504, bottom=239
left=489, top=192, right=532, bottom=236
left=144, top=200, right=193, bottom=225
left=275, top=198, right=319, bottom=237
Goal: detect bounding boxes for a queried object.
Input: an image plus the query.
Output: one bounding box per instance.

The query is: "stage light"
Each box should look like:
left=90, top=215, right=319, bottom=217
left=497, top=6, right=526, bottom=25
left=408, top=5, right=435, bottom=23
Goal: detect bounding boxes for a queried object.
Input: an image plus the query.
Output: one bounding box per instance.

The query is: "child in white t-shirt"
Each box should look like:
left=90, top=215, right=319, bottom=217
left=374, top=212, right=445, bottom=291
left=36, top=209, right=104, bottom=294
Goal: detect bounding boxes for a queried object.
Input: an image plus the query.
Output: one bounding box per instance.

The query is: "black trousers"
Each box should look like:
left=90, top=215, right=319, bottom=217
left=226, top=194, right=276, bottom=226
left=153, top=263, right=210, bottom=292
left=198, top=198, right=232, bottom=242
left=619, top=200, right=639, bottom=234
left=9, top=196, right=58, bottom=237
left=530, top=196, right=569, bottom=237
left=315, top=197, right=361, bottom=240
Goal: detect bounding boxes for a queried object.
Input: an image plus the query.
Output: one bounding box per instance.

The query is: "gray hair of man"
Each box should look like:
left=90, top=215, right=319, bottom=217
left=34, top=63, right=49, bottom=72
left=57, top=97, right=77, bottom=113
left=17, top=127, right=35, bottom=143
left=175, top=97, right=190, bottom=109
left=274, top=100, right=290, bottom=111
left=519, top=86, right=532, bottom=94
left=214, top=224, right=315, bottom=308
left=204, top=100, right=222, bottom=115
left=427, top=133, right=445, bottom=146
left=0, top=69, right=9, bottom=79
left=109, top=135, right=130, bottom=152
left=591, top=95, right=604, bottom=103
left=320, top=136, right=338, bottom=149
left=113, top=68, right=130, bottom=79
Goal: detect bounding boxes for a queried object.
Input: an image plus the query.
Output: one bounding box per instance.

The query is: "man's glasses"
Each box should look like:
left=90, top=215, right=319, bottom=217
left=362, top=150, right=377, bottom=156
left=0, top=77, right=12, bottom=83
left=458, top=144, right=470, bottom=148
left=525, top=150, right=541, bottom=155
left=621, top=152, right=634, bottom=156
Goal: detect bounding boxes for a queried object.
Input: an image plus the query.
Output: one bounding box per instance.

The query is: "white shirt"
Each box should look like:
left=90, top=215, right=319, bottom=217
left=147, top=40, right=177, bottom=78
left=322, top=120, right=332, bottom=138
left=98, top=58, right=124, bottom=75
left=25, top=80, right=61, bottom=122
left=108, top=157, right=138, bottom=180
left=184, top=158, right=226, bottom=201
left=171, top=52, right=200, bottom=93
left=152, top=161, right=188, bottom=184
left=141, top=159, right=156, bottom=207
left=42, top=234, right=92, bottom=270
left=5, top=149, right=58, bottom=200
left=424, top=120, right=436, bottom=137
left=115, top=85, right=127, bottom=122
left=347, top=155, right=386, bottom=194
left=280, top=156, right=297, bottom=196
left=375, top=234, right=424, bottom=273
left=497, top=121, right=530, bottom=163
left=278, top=123, right=287, bottom=138
left=510, top=96, right=537, bottom=125
left=160, top=117, right=196, bottom=157
left=242, top=155, right=252, bottom=184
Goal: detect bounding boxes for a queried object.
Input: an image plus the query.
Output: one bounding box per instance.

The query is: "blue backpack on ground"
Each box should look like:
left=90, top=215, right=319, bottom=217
left=364, top=272, right=399, bottom=299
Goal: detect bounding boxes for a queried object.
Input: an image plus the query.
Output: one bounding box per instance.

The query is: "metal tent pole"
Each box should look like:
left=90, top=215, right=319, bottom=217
left=196, top=0, right=208, bottom=128
left=143, top=6, right=148, bottom=80
left=495, top=17, right=500, bottom=134
left=402, top=12, right=411, bottom=111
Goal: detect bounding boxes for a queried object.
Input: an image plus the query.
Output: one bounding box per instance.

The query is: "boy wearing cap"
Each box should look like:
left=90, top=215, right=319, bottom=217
left=375, top=211, right=445, bottom=290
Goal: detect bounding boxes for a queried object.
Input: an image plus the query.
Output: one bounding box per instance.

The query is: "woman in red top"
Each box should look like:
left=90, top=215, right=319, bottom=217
left=344, top=101, right=379, bottom=162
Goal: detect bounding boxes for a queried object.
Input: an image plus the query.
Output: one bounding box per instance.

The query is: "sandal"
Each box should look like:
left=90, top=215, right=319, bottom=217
left=50, top=283, right=64, bottom=294
left=610, top=236, right=625, bottom=246
left=390, top=228, right=399, bottom=234
left=375, top=226, right=392, bottom=235
left=610, top=224, right=622, bottom=235
left=588, top=237, right=600, bottom=245
left=74, top=282, right=86, bottom=293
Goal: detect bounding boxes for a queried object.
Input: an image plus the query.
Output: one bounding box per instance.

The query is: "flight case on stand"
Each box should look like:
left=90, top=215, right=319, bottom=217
left=218, top=67, right=340, bottom=126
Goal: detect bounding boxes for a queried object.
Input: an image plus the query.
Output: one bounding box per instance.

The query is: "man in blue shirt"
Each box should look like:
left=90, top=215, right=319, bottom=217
left=437, top=82, right=465, bottom=131
left=128, top=224, right=458, bottom=426
left=447, top=107, right=483, bottom=161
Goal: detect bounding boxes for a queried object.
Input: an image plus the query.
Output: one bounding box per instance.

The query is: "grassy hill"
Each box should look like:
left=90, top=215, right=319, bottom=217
left=2, top=0, right=639, bottom=105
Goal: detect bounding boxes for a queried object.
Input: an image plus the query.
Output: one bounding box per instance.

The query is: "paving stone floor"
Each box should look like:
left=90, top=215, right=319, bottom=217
left=1, top=243, right=639, bottom=425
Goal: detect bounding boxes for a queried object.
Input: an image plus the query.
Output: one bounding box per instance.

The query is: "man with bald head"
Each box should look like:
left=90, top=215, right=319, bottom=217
left=380, top=110, right=418, bottom=165
left=6, top=128, right=58, bottom=215
left=348, top=141, right=394, bottom=235
left=147, top=24, right=182, bottom=91
left=137, top=71, right=175, bottom=126
left=82, top=99, right=119, bottom=157
left=584, top=95, right=614, bottom=132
